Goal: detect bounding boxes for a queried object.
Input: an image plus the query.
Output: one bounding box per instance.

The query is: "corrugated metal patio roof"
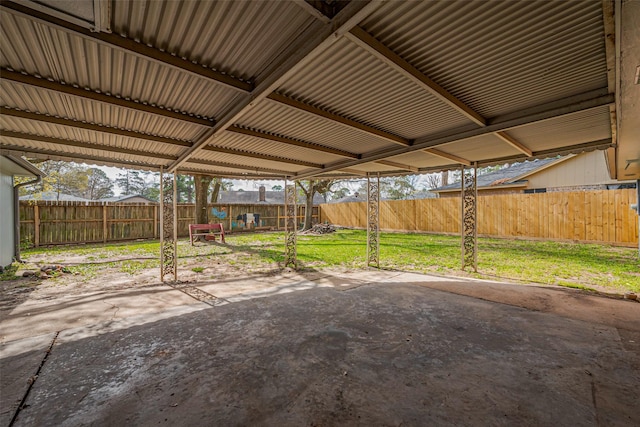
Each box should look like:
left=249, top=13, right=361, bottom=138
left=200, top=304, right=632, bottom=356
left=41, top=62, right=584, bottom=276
left=1, top=0, right=636, bottom=180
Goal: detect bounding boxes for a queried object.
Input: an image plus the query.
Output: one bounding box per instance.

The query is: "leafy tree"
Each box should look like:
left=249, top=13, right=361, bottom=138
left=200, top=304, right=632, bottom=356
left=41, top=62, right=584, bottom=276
left=176, top=175, right=194, bottom=203
left=33, top=161, right=89, bottom=198
left=298, top=179, right=335, bottom=230
left=115, top=170, right=146, bottom=195
left=84, top=168, right=114, bottom=200
left=382, top=176, right=419, bottom=200
left=330, top=186, right=351, bottom=200
left=271, top=184, right=283, bottom=191
left=115, top=170, right=159, bottom=200
left=209, top=178, right=233, bottom=203
left=142, top=172, right=160, bottom=201
left=424, top=173, right=441, bottom=190
left=354, top=176, right=419, bottom=200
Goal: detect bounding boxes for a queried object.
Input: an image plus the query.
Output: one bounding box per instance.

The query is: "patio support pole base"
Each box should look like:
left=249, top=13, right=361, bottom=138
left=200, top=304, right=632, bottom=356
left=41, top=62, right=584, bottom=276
left=160, top=168, right=178, bottom=282
left=461, top=163, right=478, bottom=272
left=367, top=173, right=380, bottom=268
left=284, top=179, right=297, bottom=269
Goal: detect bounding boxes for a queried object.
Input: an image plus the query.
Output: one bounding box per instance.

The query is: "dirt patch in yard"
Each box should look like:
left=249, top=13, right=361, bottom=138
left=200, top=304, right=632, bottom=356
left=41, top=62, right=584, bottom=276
left=0, top=241, right=281, bottom=315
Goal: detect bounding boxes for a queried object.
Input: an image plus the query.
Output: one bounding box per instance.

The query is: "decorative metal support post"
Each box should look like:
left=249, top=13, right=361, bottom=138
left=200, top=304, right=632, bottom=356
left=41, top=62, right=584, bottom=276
left=159, top=167, right=178, bottom=282
left=284, top=180, right=297, bottom=269
left=636, top=179, right=640, bottom=259
left=461, top=163, right=478, bottom=272
left=367, top=173, right=380, bottom=268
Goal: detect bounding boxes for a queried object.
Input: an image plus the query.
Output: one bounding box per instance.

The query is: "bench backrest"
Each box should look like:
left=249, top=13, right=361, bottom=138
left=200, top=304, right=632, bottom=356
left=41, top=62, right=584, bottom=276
left=189, top=223, right=223, bottom=232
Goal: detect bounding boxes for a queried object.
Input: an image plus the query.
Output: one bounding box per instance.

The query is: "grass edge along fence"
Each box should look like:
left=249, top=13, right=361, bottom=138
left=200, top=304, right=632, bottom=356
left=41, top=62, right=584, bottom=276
left=319, top=189, right=639, bottom=247
left=19, top=202, right=319, bottom=247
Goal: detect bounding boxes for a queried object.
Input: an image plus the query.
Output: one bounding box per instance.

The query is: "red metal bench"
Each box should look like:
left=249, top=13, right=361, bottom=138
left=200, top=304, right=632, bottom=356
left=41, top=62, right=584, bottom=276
left=189, top=223, right=225, bottom=245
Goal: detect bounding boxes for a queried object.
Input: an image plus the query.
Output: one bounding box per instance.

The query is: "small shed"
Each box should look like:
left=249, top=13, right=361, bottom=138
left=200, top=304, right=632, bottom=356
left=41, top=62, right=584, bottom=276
left=0, top=155, right=44, bottom=268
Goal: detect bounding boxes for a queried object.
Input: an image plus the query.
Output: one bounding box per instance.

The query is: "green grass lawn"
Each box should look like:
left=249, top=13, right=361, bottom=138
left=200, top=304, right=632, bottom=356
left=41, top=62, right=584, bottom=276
left=9, top=229, right=639, bottom=293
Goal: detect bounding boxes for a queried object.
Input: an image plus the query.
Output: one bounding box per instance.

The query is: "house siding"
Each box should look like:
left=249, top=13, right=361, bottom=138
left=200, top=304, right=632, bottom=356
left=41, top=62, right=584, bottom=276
left=0, top=173, right=15, bottom=267
left=526, top=151, right=612, bottom=189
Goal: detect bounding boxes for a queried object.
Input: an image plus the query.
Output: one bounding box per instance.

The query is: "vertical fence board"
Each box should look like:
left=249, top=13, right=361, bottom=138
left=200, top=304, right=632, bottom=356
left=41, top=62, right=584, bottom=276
left=318, top=189, right=638, bottom=246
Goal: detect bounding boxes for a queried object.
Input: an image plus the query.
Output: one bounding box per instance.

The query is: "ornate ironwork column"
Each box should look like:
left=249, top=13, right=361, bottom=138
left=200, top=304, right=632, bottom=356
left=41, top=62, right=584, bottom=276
left=284, top=180, right=297, bottom=268
left=461, top=163, right=478, bottom=272
left=367, top=173, right=380, bottom=268
left=159, top=168, right=177, bottom=282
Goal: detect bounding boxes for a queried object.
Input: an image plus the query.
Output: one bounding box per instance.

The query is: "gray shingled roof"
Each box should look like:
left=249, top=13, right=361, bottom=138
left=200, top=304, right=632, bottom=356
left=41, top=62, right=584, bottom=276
left=433, top=157, right=564, bottom=192
left=217, top=191, right=324, bottom=205
left=20, top=191, right=90, bottom=202
left=98, top=194, right=157, bottom=203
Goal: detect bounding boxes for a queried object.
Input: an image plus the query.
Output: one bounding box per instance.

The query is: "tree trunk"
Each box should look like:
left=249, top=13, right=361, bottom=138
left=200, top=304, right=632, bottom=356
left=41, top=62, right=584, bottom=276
left=194, top=174, right=213, bottom=225
left=304, top=186, right=315, bottom=230
left=299, top=180, right=316, bottom=231
left=210, top=180, right=221, bottom=203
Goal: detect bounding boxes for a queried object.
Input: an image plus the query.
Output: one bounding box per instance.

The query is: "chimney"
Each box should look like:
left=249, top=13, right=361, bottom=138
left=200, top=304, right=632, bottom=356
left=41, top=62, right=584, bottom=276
left=259, top=185, right=266, bottom=202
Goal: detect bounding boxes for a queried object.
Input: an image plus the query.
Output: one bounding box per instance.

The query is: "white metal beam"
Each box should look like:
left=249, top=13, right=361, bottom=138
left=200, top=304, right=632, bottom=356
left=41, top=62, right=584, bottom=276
left=375, top=160, right=419, bottom=172
left=167, top=0, right=385, bottom=173
left=493, top=132, right=533, bottom=157
left=294, top=92, right=614, bottom=179
left=346, top=26, right=486, bottom=126
left=424, top=148, right=471, bottom=166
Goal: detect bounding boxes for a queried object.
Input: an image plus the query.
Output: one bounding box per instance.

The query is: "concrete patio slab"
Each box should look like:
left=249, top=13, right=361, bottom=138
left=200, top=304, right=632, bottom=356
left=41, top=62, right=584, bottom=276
left=2, top=273, right=638, bottom=426
left=1, top=284, right=201, bottom=343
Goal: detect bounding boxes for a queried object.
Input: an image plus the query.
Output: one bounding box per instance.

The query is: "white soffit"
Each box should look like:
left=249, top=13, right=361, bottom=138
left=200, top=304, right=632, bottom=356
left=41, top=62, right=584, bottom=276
left=237, top=98, right=393, bottom=155
left=213, top=131, right=343, bottom=165
left=507, top=106, right=612, bottom=152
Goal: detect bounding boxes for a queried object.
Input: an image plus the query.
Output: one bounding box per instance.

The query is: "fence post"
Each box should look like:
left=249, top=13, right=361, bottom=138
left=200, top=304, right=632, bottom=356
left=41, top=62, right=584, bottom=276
left=34, top=204, right=40, bottom=248
left=103, top=205, right=108, bottom=243
left=277, top=205, right=280, bottom=230
left=153, top=205, right=158, bottom=239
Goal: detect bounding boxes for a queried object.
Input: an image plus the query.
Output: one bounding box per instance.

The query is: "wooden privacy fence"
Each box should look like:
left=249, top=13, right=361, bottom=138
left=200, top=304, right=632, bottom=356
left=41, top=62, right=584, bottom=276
left=19, top=202, right=318, bottom=247
left=319, top=189, right=639, bottom=246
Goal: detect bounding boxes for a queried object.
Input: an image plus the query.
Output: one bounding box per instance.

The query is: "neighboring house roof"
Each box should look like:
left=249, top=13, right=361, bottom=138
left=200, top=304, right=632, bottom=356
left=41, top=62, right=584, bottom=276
left=432, top=157, right=568, bottom=193
left=217, top=190, right=324, bottom=205
left=20, top=191, right=90, bottom=202
left=98, top=194, right=157, bottom=203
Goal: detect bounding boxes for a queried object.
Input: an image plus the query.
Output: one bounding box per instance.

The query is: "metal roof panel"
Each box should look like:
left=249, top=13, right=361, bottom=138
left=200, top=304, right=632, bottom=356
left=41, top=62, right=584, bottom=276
left=111, top=0, right=315, bottom=82
left=191, top=150, right=304, bottom=174
left=0, top=115, right=184, bottom=157
left=238, top=98, right=394, bottom=155
left=361, top=0, right=607, bottom=118
left=213, top=131, right=343, bottom=165
left=1, top=81, right=205, bottom=141
left=508, top=106, right=612, bottom=152
left=0, top=10, right=240, bottom=118
left=279, top=37, right=473, bottom=139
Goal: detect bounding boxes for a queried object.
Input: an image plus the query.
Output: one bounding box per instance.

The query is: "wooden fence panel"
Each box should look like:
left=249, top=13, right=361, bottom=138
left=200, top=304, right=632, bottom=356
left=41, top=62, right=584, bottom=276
left=319, top=189, right=639, bottom=246
left=19, top=201, right=320, bottom=247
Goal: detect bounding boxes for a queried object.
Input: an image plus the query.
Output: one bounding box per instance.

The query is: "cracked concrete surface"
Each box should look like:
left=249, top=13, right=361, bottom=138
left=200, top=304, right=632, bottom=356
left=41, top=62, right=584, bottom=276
left=1, top=270, right=639, bottom=426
